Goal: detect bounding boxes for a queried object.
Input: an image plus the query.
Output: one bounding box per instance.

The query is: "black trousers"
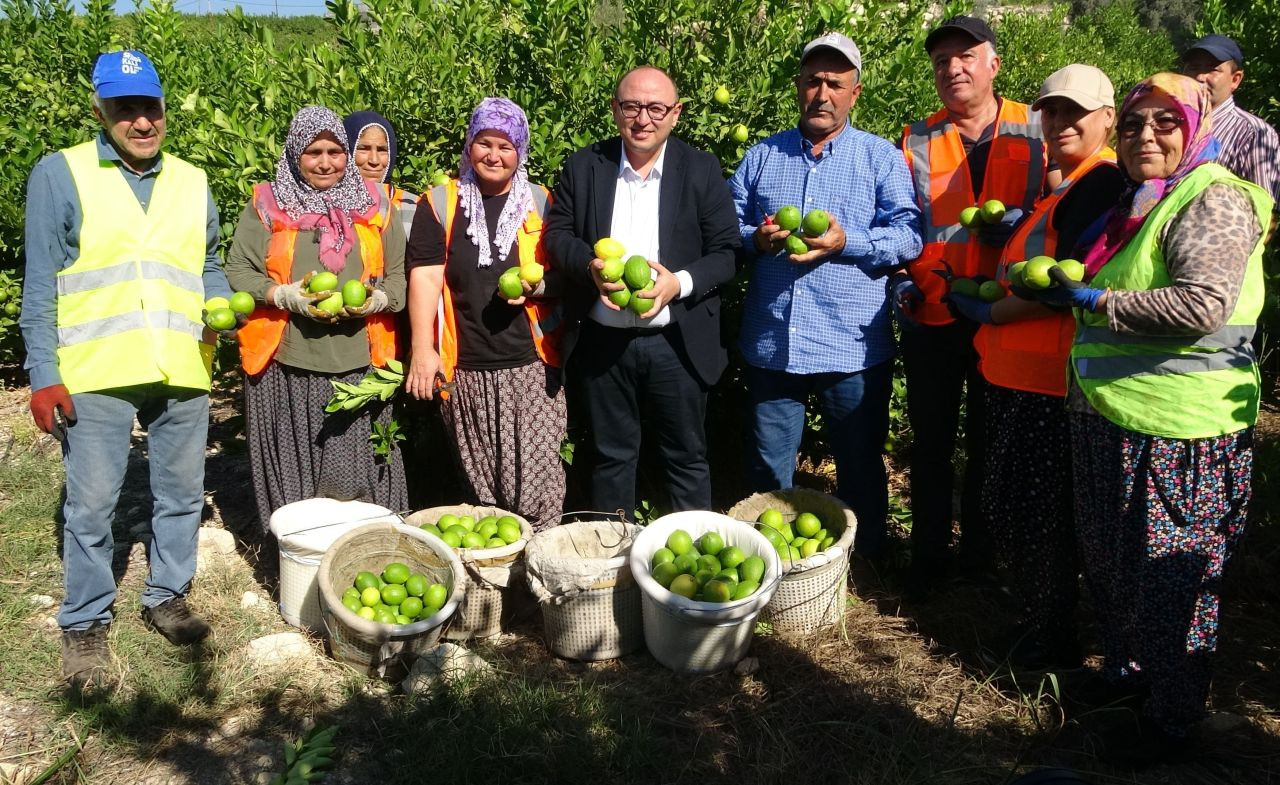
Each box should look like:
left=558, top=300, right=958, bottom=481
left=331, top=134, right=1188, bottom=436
left=899, top=319, right=991, bottom=569
left=573, top=321, right=711, bottom=518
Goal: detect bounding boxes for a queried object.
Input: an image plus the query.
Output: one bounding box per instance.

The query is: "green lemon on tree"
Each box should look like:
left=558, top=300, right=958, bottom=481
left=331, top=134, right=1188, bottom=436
left=430, top=171, right=450, bottom=187
left=731, top=123, right=750, bottom=143
left=775, top=206, right=802, bottom=232
left=714, top=85, right=731, bottom=105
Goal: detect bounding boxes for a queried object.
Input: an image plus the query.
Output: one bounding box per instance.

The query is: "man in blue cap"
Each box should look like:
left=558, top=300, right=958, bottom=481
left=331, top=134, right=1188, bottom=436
left=1181, top=34, right=1280, bottom=204
left=20, top=49, right=233, bottom=694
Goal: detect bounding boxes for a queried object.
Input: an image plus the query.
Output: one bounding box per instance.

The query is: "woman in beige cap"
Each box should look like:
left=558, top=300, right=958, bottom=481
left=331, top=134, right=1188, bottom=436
left=948, top=64, right=1125, bottom=670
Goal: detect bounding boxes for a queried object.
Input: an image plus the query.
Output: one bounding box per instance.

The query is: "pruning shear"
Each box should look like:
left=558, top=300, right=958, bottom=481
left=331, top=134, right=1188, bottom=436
left=433, top=372, right=457, bottom=399
left=931, top=259, right=958, bottom=285
left=51, top=405, right=70, bottom=442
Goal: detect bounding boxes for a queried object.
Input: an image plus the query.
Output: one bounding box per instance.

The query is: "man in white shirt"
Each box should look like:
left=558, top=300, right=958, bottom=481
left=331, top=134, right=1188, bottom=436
left=544, top=66, right=740, bottom=517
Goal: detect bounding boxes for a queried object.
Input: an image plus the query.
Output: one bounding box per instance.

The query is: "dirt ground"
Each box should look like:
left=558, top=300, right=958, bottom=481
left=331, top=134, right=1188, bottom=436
left=1, top=374, right=1279, bottom=784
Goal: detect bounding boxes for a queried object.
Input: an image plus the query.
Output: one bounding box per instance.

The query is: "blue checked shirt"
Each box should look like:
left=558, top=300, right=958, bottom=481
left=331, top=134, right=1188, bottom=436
left=731, top=123, right=922, bottom=374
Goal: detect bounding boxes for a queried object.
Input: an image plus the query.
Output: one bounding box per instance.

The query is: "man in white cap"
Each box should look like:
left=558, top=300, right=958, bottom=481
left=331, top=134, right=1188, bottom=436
left=20, top=49, right=231, bottom=694
left=729, top=33, right=922, bottom=561
left=1181, top=34, right=1280, bottom=204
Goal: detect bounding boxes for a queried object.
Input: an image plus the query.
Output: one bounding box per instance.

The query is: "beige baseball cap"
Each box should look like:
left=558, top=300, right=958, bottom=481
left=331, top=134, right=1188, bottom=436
left=1032, top=64, right=1115, bottom=111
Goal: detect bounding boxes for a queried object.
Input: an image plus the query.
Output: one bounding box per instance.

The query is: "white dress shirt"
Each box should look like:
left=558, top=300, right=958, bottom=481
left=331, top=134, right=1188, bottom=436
left=589, top=142, right=693, bottom=328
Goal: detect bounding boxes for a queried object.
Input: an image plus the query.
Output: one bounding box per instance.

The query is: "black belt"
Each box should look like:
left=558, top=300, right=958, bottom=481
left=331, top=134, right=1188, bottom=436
left=586, top=319, right=667, bottom=336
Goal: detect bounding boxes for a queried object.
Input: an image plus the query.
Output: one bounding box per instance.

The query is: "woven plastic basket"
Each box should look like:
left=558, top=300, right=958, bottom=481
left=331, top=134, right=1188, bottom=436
left=629, top=511, right=782, bottom=673
left=316, top=522, right=465, bottom=677
left=525, top=520, right=643, bottom=661
left=402, top=505, right=533, bottom=640
left=727, top=488, right=858, bottom=634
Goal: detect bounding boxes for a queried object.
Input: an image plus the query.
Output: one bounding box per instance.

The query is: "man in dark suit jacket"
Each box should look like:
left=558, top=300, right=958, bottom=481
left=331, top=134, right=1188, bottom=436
left=544, top=65, right=739, bottom=517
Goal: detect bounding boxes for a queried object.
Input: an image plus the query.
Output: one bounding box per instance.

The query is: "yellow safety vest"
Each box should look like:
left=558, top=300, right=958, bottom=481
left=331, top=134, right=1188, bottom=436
left=58, top=141, right=213, bottom=394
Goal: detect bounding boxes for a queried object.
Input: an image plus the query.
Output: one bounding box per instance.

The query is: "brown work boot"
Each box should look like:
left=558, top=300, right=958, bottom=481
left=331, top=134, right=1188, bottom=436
left=141, top=596, right=210, bottom=645
left=61, top=623, right=111, bottom=693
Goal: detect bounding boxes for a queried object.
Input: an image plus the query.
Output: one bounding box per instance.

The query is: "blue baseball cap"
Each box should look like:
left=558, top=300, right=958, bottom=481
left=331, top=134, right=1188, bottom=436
left=1183, top=34, right=1245, bottom=67
left=92, top=50, right=163, bottom=100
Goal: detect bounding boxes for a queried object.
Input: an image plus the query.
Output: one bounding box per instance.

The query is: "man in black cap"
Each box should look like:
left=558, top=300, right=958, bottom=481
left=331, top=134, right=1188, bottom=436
left=1182, top=34, right=1280, bottom=204
left=890, top=15, right=1048, bottom=596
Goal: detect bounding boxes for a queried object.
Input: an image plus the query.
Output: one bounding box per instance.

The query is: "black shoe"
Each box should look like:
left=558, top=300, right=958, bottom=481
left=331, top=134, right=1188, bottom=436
left=61, top=622, right=111, bottom=693
left=142, top=596, right=211, bottom=645
left=1099, top=716, right=1192, bottom=768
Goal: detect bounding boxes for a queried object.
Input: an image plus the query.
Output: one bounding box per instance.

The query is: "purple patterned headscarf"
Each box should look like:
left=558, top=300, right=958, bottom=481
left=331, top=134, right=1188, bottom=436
left=1081, top=73, right=1218, bottom=276
left=271, top=105, right=376, bottom=273
left=457, top=97, right=532, bottom=268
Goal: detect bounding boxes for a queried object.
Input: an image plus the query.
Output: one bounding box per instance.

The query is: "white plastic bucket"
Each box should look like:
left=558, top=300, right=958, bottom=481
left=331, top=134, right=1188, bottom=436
left=269, top=498, right=401, bottom=631
left=629, top=511, right=782, bottom=673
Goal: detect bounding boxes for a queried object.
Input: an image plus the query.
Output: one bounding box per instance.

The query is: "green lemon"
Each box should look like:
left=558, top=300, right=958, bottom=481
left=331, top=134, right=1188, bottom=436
left=732, top=580, right=760, bottom=600
left=698, top=531, right=724, bottom=557
left=718, top=545, right=746, bottom=570
left=498, top=270, right=524, bottom=300
left=629, top=290, right=655, bottom=316
left=821, top=535, right=836, bottom=549
left=608, top=287, right=631, bottom=308
left=669, top=574, right=699, bottom=599
left=784, top=234, right=808, bottom=256
left=342, top=595, right=363, bottom=614
left=980, top=199, right=1006, bottom=223
left=437, top=514, right=460, bottom=530
left=715, top=568, right=739, bottom=586
left=486, top=537, right=507, bottom=548
left=1057, top=259, right=1085, bottom=282
left=594, top=237, right=625, bottom=260
left=950, top=277, right=981, bottom=298
left=623, top=255, right=652, bottom=290
left=441, top=529, right=463, bottom=548
left=959, top=205, right=983, bottom=229
left=395, top=614, right=412, bottom=626
left=713, top=85, right=731, bottom=104
left=204, top=296, right=229, bottom=311
left=354, top=571, right=380, bottom=592
left=702, top=579, right=733, bottom=603
left=731, top=123, right=750, bottom=143
left=496, top=519, right=522, bottom=544
left=1007, top=260, right=1028, bottom=286
left=666, top=530, right=694, bottom=556
left=424, top=584, right=448, bottom=608
left=757, top=525, right=786, bottom=550
left=205, top=307, right=236, bottom=331
left=308, top=271, right=338, bottom=293
left=600, top=256, right=624, bottom=283
left=374, top=608, right=397, bottom=625
left=775, top=205, right=802, bottom=232
left=458, top=515, right=476, bottom=530
left=342, top=587, right=361, bottom=605
left=695, top=554, right=721, bottom=574
left=359, top=586, right=382, bottom=607
left=419, top=523, right=443, bottom=539
left=400, top=596, right=423, bottom=619
left=651, top=561, right=681, bottom=588
left=794, top=512, right=822, bottom=538
left=381, top=583, right=407, bottom=606
left=430, top=171, right=450, bottom=187
left=462, top=531, right=487, bottom=549
left=800, top=538, right=821, bottom=558
left=1023, top=256, right=1057, bottom=290
left=446, top=524, right=471, bottom=542
left=357, top=606, right=377, bottom=621
left=477, top=520, right=499, bottom=540
left=404, top=574, right=427, bottom=598
left=651, top=547, right=675, bottom=567
left=229, top=291, right=256, bottom=315
left=342, top=279, right=368, bottom=307
left=382, top=562, right=410, bottom=585
left=316, top=292, right=343, bottom=314
left=672, top=552, right=698, bottom=574
left=801, top=209, right=829, bottom=237
left=694, top=568, right=717, bottom=586
left=978, top=280, right=1006, bottom=302
left=758, top=509, right=785, bottom=529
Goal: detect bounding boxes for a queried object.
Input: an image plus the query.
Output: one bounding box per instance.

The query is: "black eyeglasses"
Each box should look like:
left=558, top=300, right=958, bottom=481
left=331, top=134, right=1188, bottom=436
left=616, top=100, right=679, bottom=121
left=1118, top=113, right=1183, bottom=138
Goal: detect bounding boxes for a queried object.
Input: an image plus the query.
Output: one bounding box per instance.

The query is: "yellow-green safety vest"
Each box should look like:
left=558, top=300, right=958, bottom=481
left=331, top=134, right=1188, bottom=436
left=58, top=141, right=213, bottom=394
left=1071, top=163, right=1273, bottom=439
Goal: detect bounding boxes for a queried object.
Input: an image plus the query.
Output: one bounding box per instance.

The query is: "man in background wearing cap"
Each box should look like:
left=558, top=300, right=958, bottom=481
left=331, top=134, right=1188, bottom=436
left=890, top=16, right=1048, bottom=596
left=729, top=34, right=922, bottom=560
left=20, top=49, right=231, bottom=693
left=1181, top=34, right=1280, bottom=205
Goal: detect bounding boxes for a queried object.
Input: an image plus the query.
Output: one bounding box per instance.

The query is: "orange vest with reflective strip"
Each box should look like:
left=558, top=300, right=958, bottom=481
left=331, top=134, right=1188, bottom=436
left=973, top=150, right=1117, bottom=397
left=237, top=182, right=400, bottom=375
left=901, top=99, right=1047, bottom=325
left=425, top=179, right=562, bottom=382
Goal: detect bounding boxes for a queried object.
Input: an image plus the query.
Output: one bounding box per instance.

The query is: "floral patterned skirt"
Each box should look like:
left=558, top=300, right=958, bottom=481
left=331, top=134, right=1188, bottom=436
left=1069, top=409, right=1252, bottom=735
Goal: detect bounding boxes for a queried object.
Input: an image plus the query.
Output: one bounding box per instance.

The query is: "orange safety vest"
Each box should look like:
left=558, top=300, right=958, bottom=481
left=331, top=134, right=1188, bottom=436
left=901, top=99, right=1047, bottom=325
left=237, top=181, right=400, bottom=375
left=973, top=149, right=1118, bottom=397
left=424, top=179, right=563, bottom=382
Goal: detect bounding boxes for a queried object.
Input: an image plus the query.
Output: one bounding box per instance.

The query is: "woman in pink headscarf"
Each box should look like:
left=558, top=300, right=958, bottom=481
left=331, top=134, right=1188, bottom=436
left=1037, top=73, right=1273, bottom=764
left=226, top=106, right=408, bottom=528
left=403, top=98, right=566, bottom=529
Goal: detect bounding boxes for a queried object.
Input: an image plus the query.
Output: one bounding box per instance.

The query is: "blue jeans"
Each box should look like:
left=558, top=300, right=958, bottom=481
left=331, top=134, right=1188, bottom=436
left=58, top=385, right=209, bottom=630
left=745, top=361, right=892, bottom=557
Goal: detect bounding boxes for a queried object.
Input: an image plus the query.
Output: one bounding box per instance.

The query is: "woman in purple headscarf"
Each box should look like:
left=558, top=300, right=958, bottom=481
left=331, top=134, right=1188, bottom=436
left=402, top=97, right=566, bottom=530
left=226, top=106, right=408, bottom=528
left=1034, top=73, right=1272, bottom=764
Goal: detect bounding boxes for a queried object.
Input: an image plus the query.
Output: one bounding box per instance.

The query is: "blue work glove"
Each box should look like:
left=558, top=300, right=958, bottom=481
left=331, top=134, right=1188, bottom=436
left=945, top=292, right=995, bottom=324
left=1035, top=266, right=1106, bottom=311
left=889, top=275, right=923, bottom=330
left=976, top=207, right=1025, bottom=247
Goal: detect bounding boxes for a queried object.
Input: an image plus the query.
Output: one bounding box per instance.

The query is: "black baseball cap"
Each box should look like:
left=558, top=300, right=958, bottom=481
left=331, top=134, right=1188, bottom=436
left=1183, top=34, right=1245, bottom=67
left=925, top=15, right=996, bottom=53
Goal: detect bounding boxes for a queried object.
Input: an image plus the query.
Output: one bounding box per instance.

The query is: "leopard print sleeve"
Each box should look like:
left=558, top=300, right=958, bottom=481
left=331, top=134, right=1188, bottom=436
left=1106, top=182, right=1263, bottom=335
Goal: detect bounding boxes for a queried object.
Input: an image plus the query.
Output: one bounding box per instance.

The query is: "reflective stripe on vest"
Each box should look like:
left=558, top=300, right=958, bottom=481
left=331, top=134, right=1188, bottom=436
left=236, top=181, right=400, bottom=375
left=423, top=180, right=561, bottom=384
left=901, top=100, right=1047, bottom=325
left=973, top=151, right=1117, bottom=396
left=1070, top=163, right=1273, bottom=438
left=58, top=141, right=211, bottom=394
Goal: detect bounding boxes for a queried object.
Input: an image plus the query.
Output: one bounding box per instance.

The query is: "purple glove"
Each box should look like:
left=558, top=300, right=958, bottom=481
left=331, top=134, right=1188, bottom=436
left=1035, top=266, right=1106, bottom=311
left=889, top=275, right=923, bottom=330
left=945, top=292, right=995, bottom=324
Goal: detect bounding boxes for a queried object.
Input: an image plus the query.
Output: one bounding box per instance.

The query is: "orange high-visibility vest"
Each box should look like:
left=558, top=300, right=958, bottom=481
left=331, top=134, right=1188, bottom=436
left=901, top=99, right=1047, bottom=325
left=973, top=149, right=1118, bottom=397
left=424, top=179, right=563, bottom=382
left=237, top=181, right=400, bottom=375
